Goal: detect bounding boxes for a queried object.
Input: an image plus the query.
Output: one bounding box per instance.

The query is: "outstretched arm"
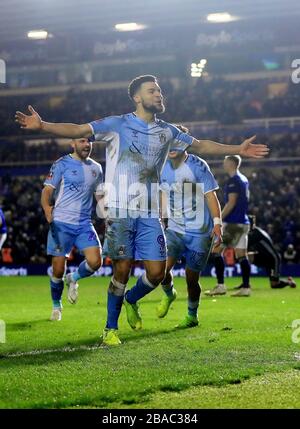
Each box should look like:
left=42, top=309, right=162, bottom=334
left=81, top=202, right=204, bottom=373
left=188, top=135, right=269, bottom=158
left=15, top=105, right=92, bottom=138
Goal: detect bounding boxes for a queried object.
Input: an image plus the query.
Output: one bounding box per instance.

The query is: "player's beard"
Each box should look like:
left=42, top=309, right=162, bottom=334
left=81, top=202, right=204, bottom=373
left=77, top=148, right=91, bottom=160
left=142, top=100, right=165, bottom=114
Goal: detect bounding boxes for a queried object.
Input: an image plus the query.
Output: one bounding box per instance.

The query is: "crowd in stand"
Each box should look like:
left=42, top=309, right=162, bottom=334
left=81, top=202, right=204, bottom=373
left=0, top=138, right=105, bottom=164
left=0, top=176, right=48, bottom=264
left=0, top=163, right=299, bottom=265
left=1, top=78, right=300, bottom=138
left=1, top=132, right=299, bottom=165
left=248, top=166, right=300, bottom=258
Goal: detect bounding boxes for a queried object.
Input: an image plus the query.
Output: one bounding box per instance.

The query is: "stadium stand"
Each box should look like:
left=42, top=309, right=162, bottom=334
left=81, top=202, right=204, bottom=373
left=1, top=79, right=300, bottom=137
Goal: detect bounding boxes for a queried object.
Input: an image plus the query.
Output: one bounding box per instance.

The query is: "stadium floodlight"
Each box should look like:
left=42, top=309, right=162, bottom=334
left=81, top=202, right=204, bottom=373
left=115, top=22, right=147, bottom=32
left=191, top=59, right=207, bottom=77
left=206, top=12, right=238, bottom=23
left=27, top=30, right=49, bottom=40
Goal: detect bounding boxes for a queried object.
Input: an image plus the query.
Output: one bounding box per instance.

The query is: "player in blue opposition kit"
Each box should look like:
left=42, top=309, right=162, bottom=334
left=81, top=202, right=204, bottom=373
left=41, top=138, right=103, bottom=320
left=0, top=208, right=8, bottom=252
left=16, top=75, right=269, bottom=345
left=206, top=155, right=252, bottom=297
left=157, top=144, right=222, bottom=328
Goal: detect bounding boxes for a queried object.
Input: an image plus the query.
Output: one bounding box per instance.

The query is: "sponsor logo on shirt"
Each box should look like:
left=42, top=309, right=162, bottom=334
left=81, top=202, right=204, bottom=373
left=129, top=142, right=142, bottom=154
left=69, top=183, right=80, bottom=192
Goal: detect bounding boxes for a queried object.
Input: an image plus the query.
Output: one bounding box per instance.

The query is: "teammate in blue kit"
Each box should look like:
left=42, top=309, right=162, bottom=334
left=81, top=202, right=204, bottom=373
left=0, top=208, right=7, bottom=252
left=41, top=138, right=103, bottom=320
left=157, top=145, right=222, bottom=328
left=206, top=155, right=251, bottom=297
left=16, top=75, right=269, bottom=344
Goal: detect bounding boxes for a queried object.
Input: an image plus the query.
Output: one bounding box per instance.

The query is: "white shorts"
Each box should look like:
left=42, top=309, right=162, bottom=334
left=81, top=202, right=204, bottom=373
left=221, top=223, right=250, bottom=250
left=0, top=233, right=7, bottom=250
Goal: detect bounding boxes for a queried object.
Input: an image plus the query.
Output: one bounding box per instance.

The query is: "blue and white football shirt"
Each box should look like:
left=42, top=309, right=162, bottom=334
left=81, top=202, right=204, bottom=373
left=88, top=113, right=193, bottom=215
left=44, top=155, right=103, bottom=225
left=161, top=154, right=218, bottom=235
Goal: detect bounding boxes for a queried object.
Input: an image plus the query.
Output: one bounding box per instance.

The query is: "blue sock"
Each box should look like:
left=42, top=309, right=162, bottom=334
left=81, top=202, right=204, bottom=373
left=106, top=278, right=126, bottom=330
left=188, top=298, right=199, bottom=318
left=125, top=274, right=155, bottom=304
left=50, top=277, right=64, bottom=308
left=161, top=281, right=174, bottom=298
left=71, top=260, right=95, bottom=282
left=106, top=292, right=124, bottom=329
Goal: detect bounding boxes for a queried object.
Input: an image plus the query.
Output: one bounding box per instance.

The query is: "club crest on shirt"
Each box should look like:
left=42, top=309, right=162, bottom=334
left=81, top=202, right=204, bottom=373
left=159, top=133, right=167, bottom=144
left=92, top=169, right=97, bottom=178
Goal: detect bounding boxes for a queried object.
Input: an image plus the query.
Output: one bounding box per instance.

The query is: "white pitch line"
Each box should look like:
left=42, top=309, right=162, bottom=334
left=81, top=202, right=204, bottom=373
left=1, top=344, right=103, bottom=358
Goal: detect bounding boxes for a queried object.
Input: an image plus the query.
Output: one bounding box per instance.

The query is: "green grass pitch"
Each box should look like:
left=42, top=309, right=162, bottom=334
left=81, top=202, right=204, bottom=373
left=0, top=275, right=300, bottom=409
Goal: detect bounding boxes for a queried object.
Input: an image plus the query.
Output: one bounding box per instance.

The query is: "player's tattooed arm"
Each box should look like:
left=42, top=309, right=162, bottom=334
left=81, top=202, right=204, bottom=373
left=188, top=136, right=269, bottom=158
left=221, top=192, right=238, bottom=219
left=15, top=105, right=92, bottom=138
left=205, top=190, right=223, bottom=247
left=41, top=185, right=55, bottom=223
